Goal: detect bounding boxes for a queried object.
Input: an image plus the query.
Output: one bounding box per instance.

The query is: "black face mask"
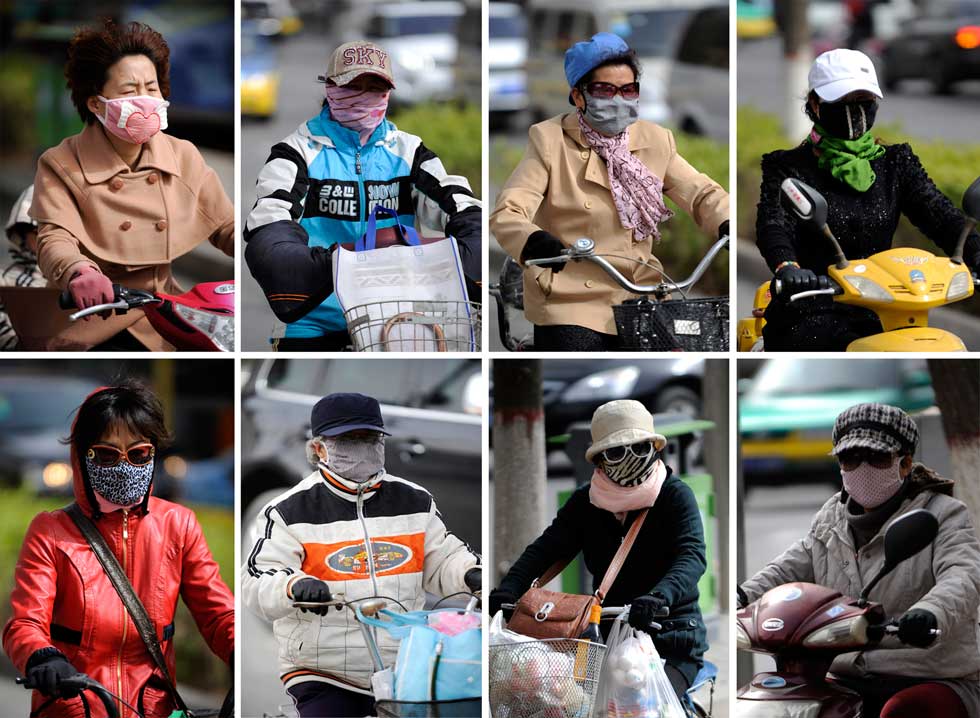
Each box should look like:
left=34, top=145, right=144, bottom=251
left=810, top=99, right=879, bottom=141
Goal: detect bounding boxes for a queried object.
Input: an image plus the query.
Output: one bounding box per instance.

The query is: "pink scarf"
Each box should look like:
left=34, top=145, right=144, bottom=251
left=324, top=85, right=390, bottom=145
left=589, top=460, right=667, bottom=519
left=577, top=113, right=673, bottom=243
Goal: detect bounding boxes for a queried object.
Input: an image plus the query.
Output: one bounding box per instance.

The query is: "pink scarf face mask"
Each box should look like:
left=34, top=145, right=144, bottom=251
left=324, top=84, right=389, bottom=144
left=589, top=460, right=667, bottom=515
left=96, top=95, right=169, bottom=145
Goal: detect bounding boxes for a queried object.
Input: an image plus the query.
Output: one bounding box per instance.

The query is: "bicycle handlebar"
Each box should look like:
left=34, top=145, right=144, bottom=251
left=774, top=272, right=979, bottom=303
left=18, top=674, right=120, bottom=718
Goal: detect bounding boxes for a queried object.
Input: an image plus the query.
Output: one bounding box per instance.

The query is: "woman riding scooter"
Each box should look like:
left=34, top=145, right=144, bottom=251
left=755, top=49, right=980, bottom=351
left=739, top=403, right=980, bottom=717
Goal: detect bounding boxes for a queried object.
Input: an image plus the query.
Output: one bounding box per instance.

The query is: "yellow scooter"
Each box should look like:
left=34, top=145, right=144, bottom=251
left=737, top=177, right=980, bottom=352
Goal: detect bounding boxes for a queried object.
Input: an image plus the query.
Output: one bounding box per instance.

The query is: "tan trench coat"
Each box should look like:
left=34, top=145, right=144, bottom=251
left=741, top=467, right=980, bottom=717
left=490, top=114, right=729, bottom=334
left=31, top=122, right=234, bottom=350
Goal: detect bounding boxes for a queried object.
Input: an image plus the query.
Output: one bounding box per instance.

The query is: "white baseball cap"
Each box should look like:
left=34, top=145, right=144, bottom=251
left=808, top=49, right=883, bottom=102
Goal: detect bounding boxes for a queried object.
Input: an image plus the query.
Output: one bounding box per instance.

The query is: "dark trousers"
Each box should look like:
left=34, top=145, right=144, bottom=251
left=533, top=324, right=619, bottom=351
left=286, top=680, right=375, bottom=718
left=664, top=662, right=692, bottom=699
left=762, top=295, right=883, bottom=352
left=92, top=330, right=149, bottom=351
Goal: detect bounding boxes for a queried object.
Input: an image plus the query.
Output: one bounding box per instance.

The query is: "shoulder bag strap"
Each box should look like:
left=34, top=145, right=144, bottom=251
left=65, top=503, right=190, bottom=715
left=595, top=508, right=649, bottom=603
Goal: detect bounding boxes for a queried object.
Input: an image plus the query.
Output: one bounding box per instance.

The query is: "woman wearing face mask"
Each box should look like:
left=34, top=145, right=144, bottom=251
left=488, top=400, right=708, bottom=698
left=29, top=20, right=234, bottom=351
left=739, top=403, right=980, bottom=718
left=244, top=41, right=482, bottom=351
left=756, top=48, right=980, bottom=351
left=2, top=381, right=234, bottom=718
left=242, top=392, right=482, bottom=717
left=490, top=33, right=729, bottom=351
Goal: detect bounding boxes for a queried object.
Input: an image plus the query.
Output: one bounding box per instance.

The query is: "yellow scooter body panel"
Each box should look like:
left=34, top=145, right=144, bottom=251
left=847, top=327, right=967, bottom=352
left=737, top=282, right=771, bottom=351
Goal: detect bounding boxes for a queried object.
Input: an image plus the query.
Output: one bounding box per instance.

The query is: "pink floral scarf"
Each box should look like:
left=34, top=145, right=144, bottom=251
left=577, top=112, right=673, bottom=243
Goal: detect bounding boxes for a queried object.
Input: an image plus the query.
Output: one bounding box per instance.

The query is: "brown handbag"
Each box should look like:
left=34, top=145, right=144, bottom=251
left=506, top=508, right=648, bottom=640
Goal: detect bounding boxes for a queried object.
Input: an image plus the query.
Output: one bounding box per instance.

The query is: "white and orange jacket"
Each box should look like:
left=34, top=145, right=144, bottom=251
left=242, top=468, right=480, bottom=693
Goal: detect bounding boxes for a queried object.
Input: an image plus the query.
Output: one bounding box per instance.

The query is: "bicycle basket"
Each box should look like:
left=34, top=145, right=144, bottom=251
left=613, top=297, right=729, bottom=352
left=489, top=639, right=606, bottom=718
left=376, top=698, right=482, bottom=718
left=343, top=300, right=481, bottom=352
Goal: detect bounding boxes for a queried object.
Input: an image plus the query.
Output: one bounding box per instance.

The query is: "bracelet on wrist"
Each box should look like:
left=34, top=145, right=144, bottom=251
left=774, top=261, right=800, bottom=274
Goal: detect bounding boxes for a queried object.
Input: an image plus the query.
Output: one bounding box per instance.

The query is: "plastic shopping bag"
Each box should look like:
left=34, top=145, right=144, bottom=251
left=601, top=629, right=687, bottom=718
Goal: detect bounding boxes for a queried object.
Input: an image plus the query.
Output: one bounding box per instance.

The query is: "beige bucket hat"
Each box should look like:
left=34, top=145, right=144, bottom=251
left=585, top=400, right=667, bottom=463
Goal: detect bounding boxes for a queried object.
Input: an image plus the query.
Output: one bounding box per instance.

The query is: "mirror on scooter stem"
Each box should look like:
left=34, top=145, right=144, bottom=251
left=951, top=176, right=980, bottom=265
left=780, top=178, right=849, bottom=269
left=858, top=508, right=939, bottom=606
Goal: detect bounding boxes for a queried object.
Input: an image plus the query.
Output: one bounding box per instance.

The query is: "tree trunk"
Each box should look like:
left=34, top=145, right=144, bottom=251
left=703, top=359, right=729, bottom=613
left=492, top=359, right=547, bottom=585
left=779, top=0, right=811, bottom=140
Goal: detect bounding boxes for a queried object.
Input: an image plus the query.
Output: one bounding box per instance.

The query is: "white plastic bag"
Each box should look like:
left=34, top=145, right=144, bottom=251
left=600, top=626, right=687, bottom=718
left=370, top=667, right=394, bottom=701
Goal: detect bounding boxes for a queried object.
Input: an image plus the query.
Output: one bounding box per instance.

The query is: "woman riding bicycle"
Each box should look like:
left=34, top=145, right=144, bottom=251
left=2, top=381, right=234, bottom=718
left=244, top=40, right=482, bottom=351
left=738, top=403, right=980, bottom=718
left=489, top=32, right=729, bottom=351
left=31, top=20, right=234, bottom=351
left=755, top=48, right=980, bottom=351
left=489, top=400, right=708, bottom=698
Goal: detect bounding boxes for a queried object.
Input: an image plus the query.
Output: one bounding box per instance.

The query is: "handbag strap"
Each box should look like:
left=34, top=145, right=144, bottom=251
left=533, top=508, right=649, bottom=603
left=357, top=206, right=422, bottom=251
left=65, top=503, right=190, bottom=715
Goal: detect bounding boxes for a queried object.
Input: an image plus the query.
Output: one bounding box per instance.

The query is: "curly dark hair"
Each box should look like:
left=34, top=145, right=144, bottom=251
left=576, top=49, right=643, bottom=94
left=65, top=19, right=171, bottom=124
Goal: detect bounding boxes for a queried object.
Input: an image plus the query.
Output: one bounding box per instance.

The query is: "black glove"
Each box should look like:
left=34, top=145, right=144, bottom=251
left=520, top=230, right=567, bottom=272
left=26, top=654, right=80, bottom=698
left=488, top=588, right=517, bottom=620
left=966, top=249, right=980, bottom=278
left=897, top=608, right=938, bottom=648
left=291, top=577, right=333, bottom=615
left=736, top=585, right=748, bottom=610
left=772, top=264, right=828, bottom=295
left=464, top=567, right=482, bottom=593
left=628, top=593, right=668, bottom=630
left=718, top=220, right=730, bottom=240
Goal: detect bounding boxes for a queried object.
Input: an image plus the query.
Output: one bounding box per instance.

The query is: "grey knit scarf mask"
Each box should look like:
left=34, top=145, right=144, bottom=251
left=319, top=435, right=385, bottom=483
left=84, top=457, right=154, bottom=506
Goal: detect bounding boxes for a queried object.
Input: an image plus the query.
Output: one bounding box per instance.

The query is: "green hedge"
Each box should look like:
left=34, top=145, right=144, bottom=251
left=0, top=490, right=233, bottom=691
left=736, top=106, right=980, bottom=316
left=490, top=129, right=730, bottom=295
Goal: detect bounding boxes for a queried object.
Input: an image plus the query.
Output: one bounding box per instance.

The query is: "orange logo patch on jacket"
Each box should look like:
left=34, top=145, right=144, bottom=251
left=302, top=533, right=424, bottom=581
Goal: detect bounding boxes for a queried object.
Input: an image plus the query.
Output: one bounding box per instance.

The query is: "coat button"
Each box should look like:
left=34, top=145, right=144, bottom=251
left=584, top=200, right=593, bottom=209
left=147, top=173, right=158, bottom=184
left=110, top=179, right=123, bottom=191
left=585, top=279, right=595, bottom=288
left=580, top=151, right=589, bottom=160
left=155, top=220, right=168, bottom=231
left=120, top=220, right=132, bottom=231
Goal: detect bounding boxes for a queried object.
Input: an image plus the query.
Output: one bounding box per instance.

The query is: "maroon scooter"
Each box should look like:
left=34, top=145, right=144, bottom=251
left=736, top=509, right=941, bottom=718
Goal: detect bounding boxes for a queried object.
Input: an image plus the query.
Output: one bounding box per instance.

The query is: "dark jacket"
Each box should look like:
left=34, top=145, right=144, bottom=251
left=497, top=471, right=707, bottom=684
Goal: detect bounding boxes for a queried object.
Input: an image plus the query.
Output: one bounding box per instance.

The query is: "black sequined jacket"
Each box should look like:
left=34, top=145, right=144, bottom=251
left=755, top=142, right=980, bottom=274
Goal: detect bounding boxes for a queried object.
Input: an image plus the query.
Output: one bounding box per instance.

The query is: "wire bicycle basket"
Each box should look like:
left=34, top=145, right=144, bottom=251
left=489, top=639, right=607, bottom=718
left=613, top=297, right=729, bottom=352
left=344, top=300, right=481, bottom=352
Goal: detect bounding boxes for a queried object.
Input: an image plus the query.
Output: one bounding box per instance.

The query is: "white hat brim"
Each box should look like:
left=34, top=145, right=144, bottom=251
left=813, top=77, right=883, bottom=102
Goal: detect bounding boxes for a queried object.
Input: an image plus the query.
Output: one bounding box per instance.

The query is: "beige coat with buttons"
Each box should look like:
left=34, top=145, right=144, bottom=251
left=31, top=122, right=234, bottom=351
left=490, top=114, right=729, bottom=334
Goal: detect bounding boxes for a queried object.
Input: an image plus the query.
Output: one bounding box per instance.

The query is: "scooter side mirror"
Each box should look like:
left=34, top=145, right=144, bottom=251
left=781, top=178, right=849, bottom=269
left=860, top=509, right=938, bottom=604
left=962, top=177, right=980, bottom=221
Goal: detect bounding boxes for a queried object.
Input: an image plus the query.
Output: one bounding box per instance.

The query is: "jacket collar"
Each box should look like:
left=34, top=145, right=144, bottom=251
left=318, top=467, right=383, bottom=502
left=78, top=122, right=181, bottom=185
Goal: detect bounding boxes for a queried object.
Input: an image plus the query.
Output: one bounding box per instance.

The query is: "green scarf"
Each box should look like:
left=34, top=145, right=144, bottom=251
left=810, top=123, right=886, bottom=192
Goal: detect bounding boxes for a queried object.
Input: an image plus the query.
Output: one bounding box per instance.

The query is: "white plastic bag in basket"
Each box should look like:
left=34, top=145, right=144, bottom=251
left=600, top=629, right=686, bottom=718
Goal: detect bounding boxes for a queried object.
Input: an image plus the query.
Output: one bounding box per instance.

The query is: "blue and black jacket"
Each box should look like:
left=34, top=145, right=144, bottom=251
left=244, top=108, right=482, bottom=334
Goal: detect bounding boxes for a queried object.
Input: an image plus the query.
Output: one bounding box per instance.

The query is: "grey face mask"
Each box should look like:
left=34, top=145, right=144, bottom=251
left=320, top=435, right=385, bottom=483
left=582, top=93, right=640, bottom=136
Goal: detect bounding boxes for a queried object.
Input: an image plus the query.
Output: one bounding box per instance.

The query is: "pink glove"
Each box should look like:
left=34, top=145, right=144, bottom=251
left=68, top=265, right=114, bottom=320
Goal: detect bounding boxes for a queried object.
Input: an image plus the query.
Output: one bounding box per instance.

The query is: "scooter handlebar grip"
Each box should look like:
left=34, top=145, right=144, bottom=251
left=58, top=288, right=77, bottom=310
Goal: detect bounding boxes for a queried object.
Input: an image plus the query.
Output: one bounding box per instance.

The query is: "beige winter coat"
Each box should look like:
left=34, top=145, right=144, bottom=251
left=742, top=467, right=980, bottom=716
left=490, top=114, right=729, bottom=334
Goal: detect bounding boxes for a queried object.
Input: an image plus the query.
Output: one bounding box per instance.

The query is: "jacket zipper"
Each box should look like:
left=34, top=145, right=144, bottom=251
left=355, top=148, right=368, bottom=241
left=355, top=484, right=379, bottom=593
left=118, top=509, right=129, bottom=718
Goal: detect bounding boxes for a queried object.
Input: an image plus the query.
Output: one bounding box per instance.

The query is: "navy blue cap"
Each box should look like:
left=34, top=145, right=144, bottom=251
left=564, top=32, right=631, bottom=103
left=311, top=393, right=390, bottom=438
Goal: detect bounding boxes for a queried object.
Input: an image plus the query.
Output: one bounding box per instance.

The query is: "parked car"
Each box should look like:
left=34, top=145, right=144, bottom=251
left=241, top=23, right=281, bottom=119
left=489, top=2, right=529, bottom=128
left=739, top=358, right=934, bottom=482
left=241, top=358, right=483, bottom=551
left=365, top=1, right=464, bottom=105
left=882, top=0, right=980, bottom=94
left=666, top=3, right=729, bottom=139
left=242, top=0, right=303, bottom=38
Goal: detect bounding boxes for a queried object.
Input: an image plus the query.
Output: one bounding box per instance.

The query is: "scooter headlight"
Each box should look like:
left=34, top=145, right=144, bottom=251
left=802, top=615, right=869, bottom=648
left=946, top=271, right=973, bottom=302
left=173, top=305, right=234, bottom=352
left=735, top=700, right=822, bottom=718
left=843, top=276, right=893, bottom=302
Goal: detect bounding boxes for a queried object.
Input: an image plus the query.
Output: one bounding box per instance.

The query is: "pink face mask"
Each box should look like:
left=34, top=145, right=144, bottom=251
left=841, top=460, right=904, bottom=509
left=324, top=84, right=389, bottom=144
left=96, top=95, right=169, bottom=145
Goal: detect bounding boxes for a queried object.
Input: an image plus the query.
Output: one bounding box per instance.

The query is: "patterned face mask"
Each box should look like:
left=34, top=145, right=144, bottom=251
left=320, top=435, right=385, bottom=483
left=841, top=458, right=903, bottom=509
left=599, top=446, right=660, bottom=487
left=84, top=456, right=154, bottom=507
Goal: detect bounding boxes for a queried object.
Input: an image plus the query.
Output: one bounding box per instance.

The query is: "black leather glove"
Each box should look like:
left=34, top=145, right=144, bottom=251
left=628, top=593, right=668, bottom=630
left=291, top=577, right=333, bottom=615
left=520, top=230, right=567, bottom=272
left=489, top=588, right=517, bottom=620
left=772, top=263, right=828, bottom=295
left=26, top=654, right=80, bottom=698
left=736, top=585, right=749, bottom=610
left=718, top=220, right=730, bottom=240
left=897, top=608, right=938, bottom=647
left=464, top=567, right=482, bottom=593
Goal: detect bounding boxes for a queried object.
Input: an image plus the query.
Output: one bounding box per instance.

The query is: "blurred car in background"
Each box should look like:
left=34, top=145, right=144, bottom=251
left=739, top=358, right=934, bottom=483
left=241, top=358, right=483, bottom=551
left=455, top=1, right=483, bottom=107
left=736, top=0, right=776, bottom=38
left=242, top=0, right=303, bottom=38
left=666, top=3, right=729, bottom=139
left=489, top=2, right=529, bottom=128
left=882, top=0, right=980, bottom=94
left=365, top=2, right=464, bottom=106
left=241, top=23, right=281, bottom=119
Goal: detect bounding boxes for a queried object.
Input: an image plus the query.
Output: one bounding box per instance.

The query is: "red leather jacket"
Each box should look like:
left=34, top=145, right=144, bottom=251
left=2, top=433, right=234, bottom=718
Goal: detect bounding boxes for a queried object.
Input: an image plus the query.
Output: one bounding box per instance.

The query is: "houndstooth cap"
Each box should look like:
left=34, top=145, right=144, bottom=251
left=831, top=402, right=918, bottom=456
